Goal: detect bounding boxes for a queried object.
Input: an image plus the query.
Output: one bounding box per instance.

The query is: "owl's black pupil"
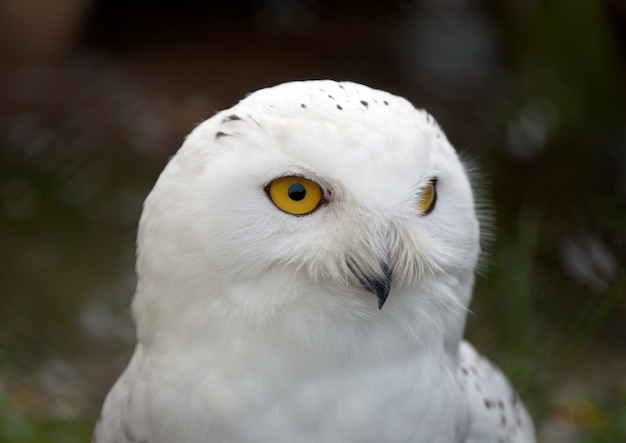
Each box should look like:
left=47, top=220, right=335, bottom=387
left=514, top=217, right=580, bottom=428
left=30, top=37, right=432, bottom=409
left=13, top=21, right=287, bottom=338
left=288, top=183, right=307, bottom=201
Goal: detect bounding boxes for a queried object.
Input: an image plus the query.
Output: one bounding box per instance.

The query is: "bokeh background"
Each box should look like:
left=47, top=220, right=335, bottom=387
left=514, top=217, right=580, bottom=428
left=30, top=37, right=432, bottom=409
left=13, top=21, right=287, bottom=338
left=1, top=0, right=625, bottom=441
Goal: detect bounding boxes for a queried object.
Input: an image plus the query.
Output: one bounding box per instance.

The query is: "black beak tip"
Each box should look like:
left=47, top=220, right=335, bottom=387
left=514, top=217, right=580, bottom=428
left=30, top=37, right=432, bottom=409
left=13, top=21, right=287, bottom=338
left=374, top=279, right=391, bottom=309
left=350, top=259, right=393, bottom=309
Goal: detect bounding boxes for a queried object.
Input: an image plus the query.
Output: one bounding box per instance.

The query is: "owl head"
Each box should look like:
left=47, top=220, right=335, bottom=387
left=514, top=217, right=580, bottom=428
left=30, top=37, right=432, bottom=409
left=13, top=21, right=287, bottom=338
left=132, top=81, right=481, bottom=352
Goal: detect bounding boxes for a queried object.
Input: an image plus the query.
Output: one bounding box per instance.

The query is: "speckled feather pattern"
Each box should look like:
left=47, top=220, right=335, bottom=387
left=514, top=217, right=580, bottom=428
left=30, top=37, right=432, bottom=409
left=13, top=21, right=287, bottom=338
left=93, top=80, right=535, bottom=443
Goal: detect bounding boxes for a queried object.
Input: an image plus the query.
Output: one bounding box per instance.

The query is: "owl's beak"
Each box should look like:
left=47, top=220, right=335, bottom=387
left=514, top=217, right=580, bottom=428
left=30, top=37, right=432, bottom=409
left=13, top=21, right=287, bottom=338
left=358, top=260, right=393, bottom=309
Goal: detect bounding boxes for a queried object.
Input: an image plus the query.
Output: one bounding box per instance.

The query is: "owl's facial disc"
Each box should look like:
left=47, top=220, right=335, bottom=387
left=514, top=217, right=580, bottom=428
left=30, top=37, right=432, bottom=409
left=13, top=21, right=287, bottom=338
left=264, top=171, right=440, bottom=311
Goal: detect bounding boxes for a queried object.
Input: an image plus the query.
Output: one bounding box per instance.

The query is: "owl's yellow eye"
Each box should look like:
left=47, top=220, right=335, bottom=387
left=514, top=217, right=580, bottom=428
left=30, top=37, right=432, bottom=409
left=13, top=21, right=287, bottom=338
left=268, top=176, right=323, bottom=215
left=417, top=178, right=437, bottom=215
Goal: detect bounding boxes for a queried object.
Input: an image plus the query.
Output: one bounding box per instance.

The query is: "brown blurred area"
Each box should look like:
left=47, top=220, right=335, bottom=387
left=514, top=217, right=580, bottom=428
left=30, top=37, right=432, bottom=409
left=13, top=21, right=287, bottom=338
left=0, top=1, right=625, bottom=442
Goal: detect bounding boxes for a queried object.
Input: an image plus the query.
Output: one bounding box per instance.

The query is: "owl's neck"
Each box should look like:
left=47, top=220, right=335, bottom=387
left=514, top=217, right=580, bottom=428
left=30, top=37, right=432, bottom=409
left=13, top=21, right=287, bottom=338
left=133, top=266, right=473, bottom=369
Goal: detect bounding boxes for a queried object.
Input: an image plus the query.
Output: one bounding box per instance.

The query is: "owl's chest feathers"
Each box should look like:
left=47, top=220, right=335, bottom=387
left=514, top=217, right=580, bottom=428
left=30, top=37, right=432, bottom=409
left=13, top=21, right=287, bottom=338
left=144, top=314, right=467, bottom=442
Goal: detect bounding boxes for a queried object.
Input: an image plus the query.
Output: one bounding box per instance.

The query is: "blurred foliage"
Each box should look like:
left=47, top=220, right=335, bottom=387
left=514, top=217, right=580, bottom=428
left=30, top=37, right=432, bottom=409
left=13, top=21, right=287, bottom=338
left=0, top=400, right=88, bottom=443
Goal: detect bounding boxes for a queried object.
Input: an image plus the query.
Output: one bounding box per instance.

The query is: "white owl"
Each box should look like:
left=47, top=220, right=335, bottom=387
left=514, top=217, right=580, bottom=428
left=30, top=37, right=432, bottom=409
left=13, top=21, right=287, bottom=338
left=93, top=80, right=535, bottom=443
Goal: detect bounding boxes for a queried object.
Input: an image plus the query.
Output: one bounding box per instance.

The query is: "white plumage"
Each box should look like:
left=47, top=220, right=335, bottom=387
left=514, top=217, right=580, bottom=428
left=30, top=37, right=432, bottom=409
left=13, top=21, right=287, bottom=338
left=93, top=80, right=535, bottom=443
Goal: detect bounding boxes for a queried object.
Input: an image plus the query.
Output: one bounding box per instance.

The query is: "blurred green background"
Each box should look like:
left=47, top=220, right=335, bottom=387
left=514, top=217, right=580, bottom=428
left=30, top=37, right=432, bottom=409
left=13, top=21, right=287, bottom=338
left=0, top=1, right=624, bottom=441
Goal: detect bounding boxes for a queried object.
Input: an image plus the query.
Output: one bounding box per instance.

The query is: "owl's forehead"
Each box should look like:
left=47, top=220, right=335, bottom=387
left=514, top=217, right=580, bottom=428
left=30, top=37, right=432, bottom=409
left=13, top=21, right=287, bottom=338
left=239, top=80, right=418, bottom=129
left=189, top=81, right=451, bottom=202
left=244, top=80, right=405, bottom=111
left=228, top=81, right=443, bottom=159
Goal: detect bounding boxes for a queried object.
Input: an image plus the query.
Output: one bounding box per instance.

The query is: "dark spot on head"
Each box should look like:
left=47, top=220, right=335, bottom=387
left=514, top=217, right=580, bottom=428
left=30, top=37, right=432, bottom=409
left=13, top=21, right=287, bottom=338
left=222, top=114, right=242, bottom=123
left=500, top=415, right=507, bottom=426
left=215, top=131, right=230, bottom=139
left=328, top=94, right=334, bottom=99
left=338, top=84, right=345, bottom=90
left=360, top=100, right=369, bottom=108
left=301, top=103, right=307, bottom=108
left=384, top=100, right=389, bottom=106
left=461, top=367, right=468, bottom=376
left=470, top=365, right=478, bottom=375
left=474, top=383, right=481, bottom=392
left=498, top=400, right=504, bottom=410
left=484, top=399, right=493, bottom=409
left=336, top=104, right=343, bottom=110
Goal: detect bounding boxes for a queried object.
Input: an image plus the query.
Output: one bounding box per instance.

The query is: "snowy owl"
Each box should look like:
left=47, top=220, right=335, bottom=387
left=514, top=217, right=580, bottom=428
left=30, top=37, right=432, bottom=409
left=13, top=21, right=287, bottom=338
left=93, top=80, right=535, bottom=443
